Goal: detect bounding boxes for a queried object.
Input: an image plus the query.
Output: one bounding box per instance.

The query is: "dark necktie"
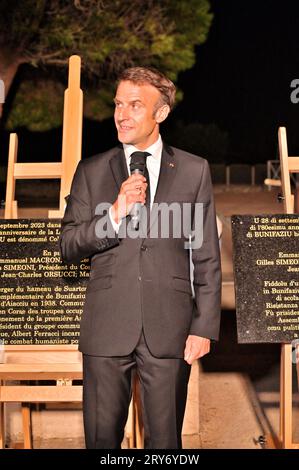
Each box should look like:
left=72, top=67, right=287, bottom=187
left=130, top=151, right=151, bottom=209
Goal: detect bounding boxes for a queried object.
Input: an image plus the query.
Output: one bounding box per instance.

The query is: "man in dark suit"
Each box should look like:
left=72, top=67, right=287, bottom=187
left=60, top=67, right=221, bottom=449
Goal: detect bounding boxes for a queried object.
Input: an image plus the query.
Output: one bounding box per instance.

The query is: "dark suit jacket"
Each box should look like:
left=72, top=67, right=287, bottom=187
left=59, top=144, right=221, bottom=358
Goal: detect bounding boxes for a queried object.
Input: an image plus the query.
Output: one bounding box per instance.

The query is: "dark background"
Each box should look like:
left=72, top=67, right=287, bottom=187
left=174, top=0, right=299, bottom=163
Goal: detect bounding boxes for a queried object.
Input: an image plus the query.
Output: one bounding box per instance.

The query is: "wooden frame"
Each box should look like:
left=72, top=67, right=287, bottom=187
left=277, top=127, right=299, bottom=449
left=4, top=55, right=82, bottom=220
left=0, top=55, right=83, bottom=449
left=0, top=346, right=82, bottom=448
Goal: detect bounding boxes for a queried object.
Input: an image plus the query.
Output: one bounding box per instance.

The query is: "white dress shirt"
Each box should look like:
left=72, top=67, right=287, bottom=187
left=109, top=135, right=163, bottom=232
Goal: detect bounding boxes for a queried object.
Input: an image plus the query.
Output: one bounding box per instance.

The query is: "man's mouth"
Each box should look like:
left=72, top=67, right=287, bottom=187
left=118, top=124, right=133, bottom=132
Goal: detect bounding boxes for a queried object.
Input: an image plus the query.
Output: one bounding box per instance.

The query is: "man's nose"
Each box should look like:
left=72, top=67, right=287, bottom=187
left=118, top=107, right=130, bottom=120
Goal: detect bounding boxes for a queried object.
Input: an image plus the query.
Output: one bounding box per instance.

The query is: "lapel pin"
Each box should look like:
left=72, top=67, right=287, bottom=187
left=169, top=162, right=175, bottom=168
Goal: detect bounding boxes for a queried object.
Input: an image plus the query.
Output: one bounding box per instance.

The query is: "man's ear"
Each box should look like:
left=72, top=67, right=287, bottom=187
left=155, top=104, right=170, bottom=124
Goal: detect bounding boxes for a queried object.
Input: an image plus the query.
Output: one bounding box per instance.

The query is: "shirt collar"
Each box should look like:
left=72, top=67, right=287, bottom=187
left=123, top=134, right=162, bottom=162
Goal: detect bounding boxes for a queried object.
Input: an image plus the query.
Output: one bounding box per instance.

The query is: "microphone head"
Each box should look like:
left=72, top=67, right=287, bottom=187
left=129, top=151, right=150, bottom=174
left=130, top=160, right=145, bottom=174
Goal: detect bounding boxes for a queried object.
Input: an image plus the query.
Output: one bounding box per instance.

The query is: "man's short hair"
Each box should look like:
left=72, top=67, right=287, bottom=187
left=117, top=66, right=176, bottom=110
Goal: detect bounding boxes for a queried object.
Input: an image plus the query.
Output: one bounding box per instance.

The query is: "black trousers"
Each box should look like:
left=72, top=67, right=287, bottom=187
left=82, top=331, right=191, bottom=449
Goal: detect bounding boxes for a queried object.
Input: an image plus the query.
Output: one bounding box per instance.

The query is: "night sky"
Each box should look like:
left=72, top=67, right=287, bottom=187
left=175, top=0, right=299, bottom=163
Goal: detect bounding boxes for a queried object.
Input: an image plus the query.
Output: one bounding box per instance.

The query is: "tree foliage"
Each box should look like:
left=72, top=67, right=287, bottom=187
left=0, top=0, right=213, bottom=129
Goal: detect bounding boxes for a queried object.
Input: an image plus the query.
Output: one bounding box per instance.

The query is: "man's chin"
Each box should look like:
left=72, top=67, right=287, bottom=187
left=117, top=132, right=134, bottom=145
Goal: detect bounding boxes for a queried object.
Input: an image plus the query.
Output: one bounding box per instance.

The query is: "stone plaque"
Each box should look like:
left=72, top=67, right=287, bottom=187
left=0, top=219, right=90, bottom=345
left=232, top=214, right=299, bottom=343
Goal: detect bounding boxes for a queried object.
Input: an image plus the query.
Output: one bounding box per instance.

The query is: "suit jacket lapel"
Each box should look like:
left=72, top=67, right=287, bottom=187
left=109, top=146, right=129, bottom=190
left=147, top=144, right=177, bottom=235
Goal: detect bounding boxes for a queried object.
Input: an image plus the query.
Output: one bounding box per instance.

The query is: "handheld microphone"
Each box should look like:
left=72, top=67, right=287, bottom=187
left=129, top=152, right=148, bottom=230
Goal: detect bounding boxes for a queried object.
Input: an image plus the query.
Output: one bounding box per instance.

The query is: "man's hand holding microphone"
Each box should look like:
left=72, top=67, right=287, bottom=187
left=111, top=174, right=148, bottom=224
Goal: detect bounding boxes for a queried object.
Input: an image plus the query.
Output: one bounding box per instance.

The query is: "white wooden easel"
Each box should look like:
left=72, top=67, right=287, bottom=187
left=277, top=127, right=299, bottom=449
left=4, top=55, right=82, bottom=220
left=0, top=55, right=83, bottom=449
